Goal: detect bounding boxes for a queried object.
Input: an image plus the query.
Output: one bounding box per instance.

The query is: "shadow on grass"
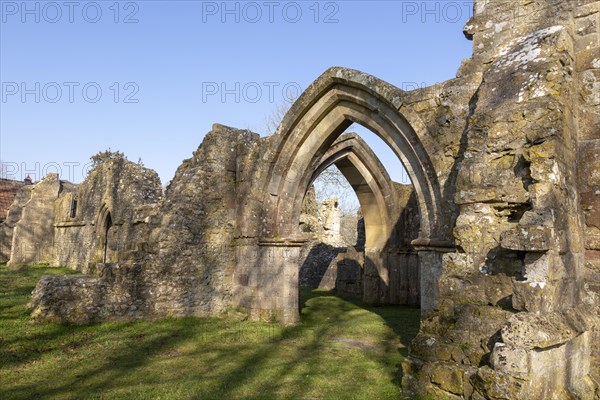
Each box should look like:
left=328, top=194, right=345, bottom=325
left=363, top=301, right=421, bottom=388
left=1, top=266, right=420, bottom=400
left=206, top=289, right=417, bottom=399
left=305, top=289, right=421, bottom=387
left=299, top=289, right=421, bottom=389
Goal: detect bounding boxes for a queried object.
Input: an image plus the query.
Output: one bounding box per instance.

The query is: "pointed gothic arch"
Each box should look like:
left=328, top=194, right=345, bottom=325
left=96, top=204, right=113, bottom=264
left=305, top=133, right=400, bottom=250
left=261, top=67, right=449, bottom=245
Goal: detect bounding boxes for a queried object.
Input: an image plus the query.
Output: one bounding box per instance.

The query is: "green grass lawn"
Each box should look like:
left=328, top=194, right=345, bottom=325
left=0, top=264, right=420, bottom=400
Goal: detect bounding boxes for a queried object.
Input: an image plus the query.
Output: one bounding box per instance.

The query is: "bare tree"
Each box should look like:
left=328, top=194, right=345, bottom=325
left=263, top=101, right=291, bottom=136
left=312, top=167, right=358, bottom=214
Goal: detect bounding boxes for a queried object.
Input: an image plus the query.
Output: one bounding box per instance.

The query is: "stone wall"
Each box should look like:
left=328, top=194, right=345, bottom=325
left=29, top=125, right=258, bottom=322
left=0, top=182, right=31, bottom=263
left=7, top=174, right=71, bottom=267
left=53, top=157, right=162, bottom=271
left=148, top=125, right=258, bottom=317
left=5, top=158, right=162, bottom=271
left=574, top=0, right=600, bottom=386
left=401, top=1, right=600, bottom=398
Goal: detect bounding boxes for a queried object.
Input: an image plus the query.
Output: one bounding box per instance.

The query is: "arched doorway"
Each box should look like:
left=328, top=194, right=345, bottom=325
left=308, top=133, right=398, bottom=251
left=301, top=133, right=420, bottom=306
left=96, top=205, right=114, bottom=264
left=235, top=67, right=453, bottom=324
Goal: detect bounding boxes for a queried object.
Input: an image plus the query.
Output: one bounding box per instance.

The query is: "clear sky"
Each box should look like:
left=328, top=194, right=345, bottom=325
left=1, top=0, right=475, bottom=185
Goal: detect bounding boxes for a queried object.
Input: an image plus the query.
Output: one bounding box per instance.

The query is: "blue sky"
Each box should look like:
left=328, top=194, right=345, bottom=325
left=1, top=0, right=474, bottom=185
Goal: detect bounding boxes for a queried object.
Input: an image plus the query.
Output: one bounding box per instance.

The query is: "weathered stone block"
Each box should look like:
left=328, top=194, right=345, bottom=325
left=582, top=191, right=600, bottom=230
left=471, top=366, right=526, bottom=400
left=512, top=280, right=558, bottom=313
left=585, top=233, right=600, bottom=250
left=430, top=363, right=464, bottom=395
left=491, top=343, right=530, bottom=380
left=501, top=312, right=579, bottom=350
left=500, top=225, right=554, bottom=252
left=575, top=33, right=599, bottom=53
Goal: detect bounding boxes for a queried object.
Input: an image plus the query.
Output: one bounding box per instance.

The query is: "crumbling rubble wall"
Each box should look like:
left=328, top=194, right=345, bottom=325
left=52, top=157, right=162, bottom=271
left=401, top=0, right=600, bottom=398
left=5, top=159, right=162, bottom=272
left=146, top=126, right=259, bottom=317
left=30, top=126, right=259, bottom=321
left=7, top=174, right=73, bottom=267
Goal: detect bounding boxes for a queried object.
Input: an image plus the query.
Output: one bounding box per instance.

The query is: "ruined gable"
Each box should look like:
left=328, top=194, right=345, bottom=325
left=4, top=157, right=163, bottom=271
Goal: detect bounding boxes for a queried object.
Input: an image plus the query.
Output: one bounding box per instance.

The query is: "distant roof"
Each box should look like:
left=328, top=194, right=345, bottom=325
left=0, top=179, right=28, bottom=223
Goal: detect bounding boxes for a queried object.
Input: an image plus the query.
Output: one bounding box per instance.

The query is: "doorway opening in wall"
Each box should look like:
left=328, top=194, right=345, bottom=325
left=298, top=164, right=362, bottom=293
left=260, top=82, right=442, bottom=327
left=297, top=124, right=422, bottom=310
left=102, top=212, right=112, bottom=263
left=293, top=124, right=422, bottom=381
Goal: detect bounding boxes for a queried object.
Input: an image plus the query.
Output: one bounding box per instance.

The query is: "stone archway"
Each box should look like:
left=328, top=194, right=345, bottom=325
left=262, top=67, right=448, bottom=244
left=234, top=67, right=453, bottom=323
left=304, top=133, right=420, bottom=305
left=308, top=133, right=399, bottom=251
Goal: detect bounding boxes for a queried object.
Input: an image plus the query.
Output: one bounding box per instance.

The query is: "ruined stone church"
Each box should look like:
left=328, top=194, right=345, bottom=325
left=1, top=0, right=599, bottom=398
